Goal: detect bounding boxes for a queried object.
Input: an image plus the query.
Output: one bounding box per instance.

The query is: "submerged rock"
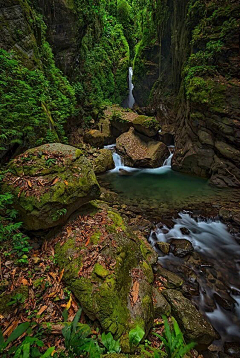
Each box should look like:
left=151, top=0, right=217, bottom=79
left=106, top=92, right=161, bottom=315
left=55, top=201, right=158, bottom=350
left=162, top=289, right=217, bottom=350
left=2, top=143, right=100, bottom=230
left=116, top=128, right=169, bottom=168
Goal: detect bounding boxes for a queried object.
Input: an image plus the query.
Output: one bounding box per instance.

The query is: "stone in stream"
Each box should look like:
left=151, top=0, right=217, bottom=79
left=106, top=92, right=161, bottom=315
left=116, top=128, right=169, bottom=168
left=2, top=143, right=100, bottom=230
left=155, top=242, right=170, bottom=255
left=156, top=265, right=183, bottom=288
left=55, top=201, right=158, bottom=351
left=92, top=149, right=114, bottom=174
left=152, top=287, right=171, bottom=318
left=169, top=239, right=194, bottom=258
left=162, top=289, right=218, bottom=350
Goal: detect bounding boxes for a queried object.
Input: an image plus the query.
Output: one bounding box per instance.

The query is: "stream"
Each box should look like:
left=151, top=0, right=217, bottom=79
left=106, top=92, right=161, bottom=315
left=100, top=144, right=240, bottom=352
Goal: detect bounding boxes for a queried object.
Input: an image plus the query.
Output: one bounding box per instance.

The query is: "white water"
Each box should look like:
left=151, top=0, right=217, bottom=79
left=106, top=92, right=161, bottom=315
left=104, top=144, right=174, bottom=174
left=122, top=67, right=135, bottom=109
left=149, top=214, right=240, bottom=342
left=149, top=213, right=240, bottom=257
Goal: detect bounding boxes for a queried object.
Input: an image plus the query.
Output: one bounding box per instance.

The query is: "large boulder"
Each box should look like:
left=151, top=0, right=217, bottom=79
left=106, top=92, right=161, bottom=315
left=132, top=115, right=160, bottom=137
left=162, top=289, right=217, bottom=350
left=116, top=128, right=169, bottom=168
left=2, top=143, right=100, bottom=230
left=55, top=201, right=158, bottom=350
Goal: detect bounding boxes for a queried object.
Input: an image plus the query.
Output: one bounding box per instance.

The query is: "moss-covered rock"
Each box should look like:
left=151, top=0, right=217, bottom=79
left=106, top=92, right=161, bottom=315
left=55, top=201, right=157, bottom=350
left=132, top=115, right=160, bottom=137
left=0, top=285, right=28, bottom=316
left=2, top=143, right=100, bottom=230
left=93, top=149, right=114, bottom=174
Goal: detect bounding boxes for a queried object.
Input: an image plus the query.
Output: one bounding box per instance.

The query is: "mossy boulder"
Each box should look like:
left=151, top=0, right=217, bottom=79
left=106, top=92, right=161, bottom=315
left=116, top=128, right=169, bottom=168
left=55, top=201, right=157, bottom=350
left=132, top=115, right=160, bottom=137
left=93, top=149, right=114, bottom=174
left=162, top=289, right=217, bottom=350
left=2, top=143, right=100, bottom=230
left=0, top=285, right=28, bottom=316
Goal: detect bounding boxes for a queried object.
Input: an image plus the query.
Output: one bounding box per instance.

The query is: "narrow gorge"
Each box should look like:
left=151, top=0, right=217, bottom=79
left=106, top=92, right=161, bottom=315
left=0, top=1, right=240, bottom=358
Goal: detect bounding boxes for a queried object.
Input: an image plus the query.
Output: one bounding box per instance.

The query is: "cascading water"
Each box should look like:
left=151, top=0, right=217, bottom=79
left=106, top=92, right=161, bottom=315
left=104, top=144, right=174, bottom=174
left=122, top=67, right=135, bottom=109
left=149, top=213, right=240, bottom=344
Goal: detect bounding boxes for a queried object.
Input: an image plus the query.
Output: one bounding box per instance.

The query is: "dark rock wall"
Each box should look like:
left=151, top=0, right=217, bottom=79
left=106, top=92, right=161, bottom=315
left=35, top=0, right=79, bottom=77
left=133, top=0, right=240, bottom=187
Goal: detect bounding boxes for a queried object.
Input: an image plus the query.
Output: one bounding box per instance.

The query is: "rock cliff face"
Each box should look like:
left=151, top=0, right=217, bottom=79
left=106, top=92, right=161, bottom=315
left=35, top=0, right=79, bottom=76
left=133, top=0, right=240, bottom=187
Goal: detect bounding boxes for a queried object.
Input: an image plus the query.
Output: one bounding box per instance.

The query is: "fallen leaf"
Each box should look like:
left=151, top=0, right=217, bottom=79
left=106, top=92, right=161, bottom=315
left=21, top=278, right=28, bottom=286
left=59, top=269, right=64, bottom=282
left=3, top=320, right=19, bottom=337
left=132, top=281, right=139, bottom=304
left=66, top=295, right=72, bottom=310
left=64, top=180, right=69, bottom=186
left=37, top=305, right=47, bottom=316
left=52, top=177, right=59, bottom=185
left=85, top=237, right=91, bottom=247
left=27, top=180, right=32, bottom=188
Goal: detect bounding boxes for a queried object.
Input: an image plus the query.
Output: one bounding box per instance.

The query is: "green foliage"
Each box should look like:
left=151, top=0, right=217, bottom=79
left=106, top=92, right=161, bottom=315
left=0, top=322, right=55, bottom=358
left=52, top=208, right=67, bottom=222
left=0, top=190, right=31, bottom=264
left=62, top=308, right=103, bottom=357
left=101, top=332, right=121, bottom=353
left=153, top=316, right=195, bottom=358
left=129, top=325, right=145, bottom=348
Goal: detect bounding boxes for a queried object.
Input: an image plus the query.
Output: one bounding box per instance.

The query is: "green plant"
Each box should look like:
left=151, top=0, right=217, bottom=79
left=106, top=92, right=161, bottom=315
left=45, top=158, right=56, bottom=167
left=6, top=293, right=25, bottom=306
left=153, top=316, right=195, bottom=358
left=52, top=208, right=67, bottom=222
left=0, top=322, right=55, bottom=358
left=129, top=325, right=145, bottom=348
left=101, top=332, right=121, bottom=354
left=62, top=308, right=103, bottom=357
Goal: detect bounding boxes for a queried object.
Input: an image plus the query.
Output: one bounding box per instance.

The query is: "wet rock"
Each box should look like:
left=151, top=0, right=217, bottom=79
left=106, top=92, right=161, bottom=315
left=152, top=287, right=171, bottom=318
left=169, top=239, right=194, bottom=258
left=92, top=149, right=114, bottom=174
left=180, top=227, right=190, bottom=236
left=2, top=143, right=100, bottom=230
left=156, top=265, right=183, bottom=288
left=132, top=115, right=160, bottom=137
left=116, top=128, right=169, bottom=168
left=83, top=129, right=109, bottom=148
left=155, top=242, right=170, bottom=255
left=213, top=292, right=236, bottom=311
left=224, top=342, right=240, bottom=357
left=162, top=289, right=217, bottom=350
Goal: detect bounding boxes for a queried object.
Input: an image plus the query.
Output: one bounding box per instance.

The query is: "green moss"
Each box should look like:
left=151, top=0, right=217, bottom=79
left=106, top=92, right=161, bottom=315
left=91, top=230, right=102, bottom=245
left=107, top=211, right=126, bottom=232
left=141, top=261, right=154, bottom=284
left=93, top=263, right=109, bottom=279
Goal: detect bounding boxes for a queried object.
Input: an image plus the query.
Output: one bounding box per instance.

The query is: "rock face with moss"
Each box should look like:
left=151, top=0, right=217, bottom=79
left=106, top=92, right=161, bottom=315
left=116, top=128, right=169, bottom=168
left=2, top=144, right=100, bottom=230
left=133, top=0, right=240, bottom=187
left=55, top=201, right=157, bottom=350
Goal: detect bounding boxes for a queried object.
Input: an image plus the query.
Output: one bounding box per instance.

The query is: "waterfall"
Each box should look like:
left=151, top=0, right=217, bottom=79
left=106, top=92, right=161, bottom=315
left=104, top=144, right=174, bottom=174
left=122, top=67, right=135, bottom=109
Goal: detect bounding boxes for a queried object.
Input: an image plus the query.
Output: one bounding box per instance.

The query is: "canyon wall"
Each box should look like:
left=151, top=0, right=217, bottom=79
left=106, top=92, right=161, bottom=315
left=133, top=0, right=240, bottom=187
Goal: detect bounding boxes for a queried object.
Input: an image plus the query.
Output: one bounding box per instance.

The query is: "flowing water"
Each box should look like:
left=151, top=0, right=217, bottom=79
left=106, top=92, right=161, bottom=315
left=122, top=67, right=135, bottom=109
left=149, top=214, right=240, bottom=345
left=102, top=145, right=229, bottom=208
left=101, top=146, right=240, bottom=349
